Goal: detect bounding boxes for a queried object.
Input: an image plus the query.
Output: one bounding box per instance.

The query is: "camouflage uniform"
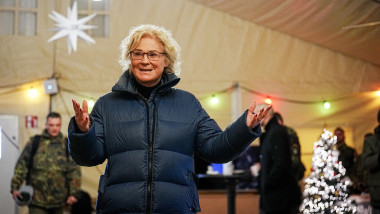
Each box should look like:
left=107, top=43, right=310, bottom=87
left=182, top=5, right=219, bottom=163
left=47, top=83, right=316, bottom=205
left=11, top=129, right=81, bottom=209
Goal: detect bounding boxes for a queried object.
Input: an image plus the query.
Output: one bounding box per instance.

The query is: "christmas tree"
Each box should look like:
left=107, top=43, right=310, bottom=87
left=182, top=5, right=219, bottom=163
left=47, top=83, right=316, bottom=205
left=299, top=129, right=356, bottom=214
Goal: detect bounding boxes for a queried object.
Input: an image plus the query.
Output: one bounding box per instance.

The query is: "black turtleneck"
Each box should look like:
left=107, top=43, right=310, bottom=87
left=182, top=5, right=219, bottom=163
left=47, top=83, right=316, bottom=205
left=133, top=77, right=161, bottom=100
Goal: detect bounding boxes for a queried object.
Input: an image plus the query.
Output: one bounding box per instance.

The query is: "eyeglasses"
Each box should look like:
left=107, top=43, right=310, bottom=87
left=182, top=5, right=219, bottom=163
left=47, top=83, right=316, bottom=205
left=129, top=50, right=167, bottom=61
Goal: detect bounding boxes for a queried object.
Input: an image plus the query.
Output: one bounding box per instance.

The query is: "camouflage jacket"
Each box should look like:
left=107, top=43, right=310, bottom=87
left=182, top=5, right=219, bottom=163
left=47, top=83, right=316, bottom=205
left=11, top=129, right=81, bottom=208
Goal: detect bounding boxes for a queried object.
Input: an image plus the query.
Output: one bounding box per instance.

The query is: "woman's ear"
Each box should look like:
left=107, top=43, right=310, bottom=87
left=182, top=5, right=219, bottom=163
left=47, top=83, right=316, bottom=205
left=164, top=58, right=170, bottom=67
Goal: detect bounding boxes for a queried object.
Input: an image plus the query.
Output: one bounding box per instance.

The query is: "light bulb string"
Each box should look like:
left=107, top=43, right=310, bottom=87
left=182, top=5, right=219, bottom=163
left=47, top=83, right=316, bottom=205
left=198, top=83, right=369, bottom=105
left=0, top=81, right=373, bottom=105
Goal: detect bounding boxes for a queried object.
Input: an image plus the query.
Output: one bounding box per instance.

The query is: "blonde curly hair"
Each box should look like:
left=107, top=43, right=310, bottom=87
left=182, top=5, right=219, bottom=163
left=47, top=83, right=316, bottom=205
left=118, top=24, right=182, bottom=76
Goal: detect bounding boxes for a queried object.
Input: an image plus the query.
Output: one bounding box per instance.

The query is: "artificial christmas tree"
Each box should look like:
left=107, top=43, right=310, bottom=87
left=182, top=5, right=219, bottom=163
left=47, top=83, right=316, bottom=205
left=300, top=129, right=356, bottom=213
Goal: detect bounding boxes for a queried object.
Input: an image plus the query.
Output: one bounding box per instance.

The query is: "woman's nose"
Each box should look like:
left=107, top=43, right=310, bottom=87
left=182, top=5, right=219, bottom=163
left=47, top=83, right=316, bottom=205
left=141, top=54, right=150, bottom=63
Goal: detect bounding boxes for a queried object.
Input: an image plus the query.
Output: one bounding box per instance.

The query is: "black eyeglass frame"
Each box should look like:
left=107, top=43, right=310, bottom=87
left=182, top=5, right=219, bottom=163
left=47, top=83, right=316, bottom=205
left=129, top=50, right=167, bottom=61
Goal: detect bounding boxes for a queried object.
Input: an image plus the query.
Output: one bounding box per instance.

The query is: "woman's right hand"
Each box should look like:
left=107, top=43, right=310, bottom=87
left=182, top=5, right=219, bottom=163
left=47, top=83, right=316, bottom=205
left=72, top=99, right=90, bottom=132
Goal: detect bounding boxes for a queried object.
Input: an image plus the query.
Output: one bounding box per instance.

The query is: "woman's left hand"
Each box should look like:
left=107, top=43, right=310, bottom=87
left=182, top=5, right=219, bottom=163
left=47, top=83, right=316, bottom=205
left=246, top=102, right=272, bottom=128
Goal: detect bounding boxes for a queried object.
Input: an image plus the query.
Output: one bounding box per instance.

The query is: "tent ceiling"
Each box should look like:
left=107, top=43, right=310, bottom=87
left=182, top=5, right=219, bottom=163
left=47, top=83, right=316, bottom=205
left=189, top=0, right=380, bottom=67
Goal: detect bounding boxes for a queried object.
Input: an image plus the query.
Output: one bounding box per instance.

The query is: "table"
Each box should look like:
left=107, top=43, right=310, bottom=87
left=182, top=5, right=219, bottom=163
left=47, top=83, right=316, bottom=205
left=197, top=172, right=252, bottom=214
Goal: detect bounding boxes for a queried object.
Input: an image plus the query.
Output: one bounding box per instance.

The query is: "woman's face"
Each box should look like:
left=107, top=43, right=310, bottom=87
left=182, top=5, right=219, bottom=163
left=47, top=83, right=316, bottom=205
left=131, top=35, right=169, bottom=87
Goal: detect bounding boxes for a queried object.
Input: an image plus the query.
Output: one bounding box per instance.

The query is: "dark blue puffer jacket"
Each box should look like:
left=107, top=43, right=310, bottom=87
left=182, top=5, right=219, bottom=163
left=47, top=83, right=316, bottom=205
left=68, top=71, right=261, bottom=214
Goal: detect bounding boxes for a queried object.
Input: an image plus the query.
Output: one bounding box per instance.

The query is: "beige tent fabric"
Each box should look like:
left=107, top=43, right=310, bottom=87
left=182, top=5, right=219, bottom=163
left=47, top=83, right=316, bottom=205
left=1, top=0, right=380, bottom=199
left=189, top=0, right=380, bottom=67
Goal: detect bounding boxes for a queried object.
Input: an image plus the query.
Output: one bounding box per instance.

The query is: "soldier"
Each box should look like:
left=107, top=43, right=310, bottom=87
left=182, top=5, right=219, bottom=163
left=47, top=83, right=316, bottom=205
left=11, top=112, right=81, bottom=214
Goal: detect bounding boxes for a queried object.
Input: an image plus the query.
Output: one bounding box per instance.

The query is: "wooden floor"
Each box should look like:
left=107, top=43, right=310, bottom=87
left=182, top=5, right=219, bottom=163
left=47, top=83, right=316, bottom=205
left=87, top=190, right=259, bottom=214
left=199, top=190, right=259, bottom=214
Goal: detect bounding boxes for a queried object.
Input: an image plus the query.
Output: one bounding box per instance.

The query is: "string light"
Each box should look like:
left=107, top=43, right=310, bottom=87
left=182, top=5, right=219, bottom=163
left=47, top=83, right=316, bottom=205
left=6, top=82, right=376, bottom=119
left=28, top=87, right=38, bottom=99
left=168, top=83, right=378, bottom=108
left=88, top=99, right=95, bottom=108
left=323, top=101, right=331, bottom=109
left=210, top=94, right=219, bottom=105
left=264, top=97, right=272, bottom=105
left=238, top=85, right=375, bottom=106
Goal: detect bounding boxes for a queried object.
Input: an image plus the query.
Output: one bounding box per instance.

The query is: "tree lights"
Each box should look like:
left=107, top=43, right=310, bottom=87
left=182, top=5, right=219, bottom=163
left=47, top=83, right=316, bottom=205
left=299, top=129, right=356, bottom=213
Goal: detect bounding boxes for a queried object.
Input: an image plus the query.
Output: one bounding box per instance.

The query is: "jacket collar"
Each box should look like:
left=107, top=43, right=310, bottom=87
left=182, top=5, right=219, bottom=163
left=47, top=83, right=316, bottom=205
left=111, top=70, right=180, bottom=95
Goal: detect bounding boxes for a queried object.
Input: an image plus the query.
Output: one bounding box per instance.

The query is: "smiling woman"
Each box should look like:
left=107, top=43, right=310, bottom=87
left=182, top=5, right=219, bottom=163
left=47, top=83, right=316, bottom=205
left=68, top=24, right=271, bottom=214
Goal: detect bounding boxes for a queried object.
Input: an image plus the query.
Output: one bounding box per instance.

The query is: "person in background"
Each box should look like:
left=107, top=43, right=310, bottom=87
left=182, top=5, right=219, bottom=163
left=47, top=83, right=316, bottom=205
left=68, top=24, right=271, bottom=214
left=350, top=133, right=371, bottom=194
left=71, top=190, right=93, bottom=214
left=273, top=112, right=305, bottom=182
left=256, top=104, right=301, bottom=214
left=11, top=112, right=81, bottom=214
left=362, top=109, right=380, bottom=214
left=379, top=139, right=380, bottom=166
left=194, top=152, right=210, bottom=175
left=233, top=145, right=261, bottom=189
left=334, top=127, right=357, bottom=180
left=379, top=138, right=380, bottom=166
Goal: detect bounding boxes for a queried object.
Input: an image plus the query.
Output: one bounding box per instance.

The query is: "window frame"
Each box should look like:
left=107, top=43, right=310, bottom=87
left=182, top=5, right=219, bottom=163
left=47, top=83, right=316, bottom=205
left=72, top=0, right=110, bottom=38
left=0, top=0, right=38, bottom=36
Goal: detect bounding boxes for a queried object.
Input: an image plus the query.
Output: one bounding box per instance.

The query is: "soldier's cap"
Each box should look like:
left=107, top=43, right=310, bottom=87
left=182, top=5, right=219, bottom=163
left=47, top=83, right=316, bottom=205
left=15, top=185, right=33, bottom=206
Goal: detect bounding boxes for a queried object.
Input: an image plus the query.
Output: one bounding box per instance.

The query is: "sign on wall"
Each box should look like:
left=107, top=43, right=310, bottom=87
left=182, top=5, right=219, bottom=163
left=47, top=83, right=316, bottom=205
left=25, top=115, right=38, bottom=128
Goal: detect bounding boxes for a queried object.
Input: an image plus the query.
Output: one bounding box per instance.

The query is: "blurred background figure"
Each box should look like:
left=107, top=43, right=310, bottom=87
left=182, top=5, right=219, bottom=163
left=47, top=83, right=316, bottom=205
left=256, top=105, right=301, bottom=214
left=10, top=112, right=81, bottom=214
left=350, top=133, right=371, bottom=195
left=334, top=127, right=357, bottom=180
left=233, top=145, right=261, bottom=190
left=71, top=190, right=93, bottom=214
left=361, top=110, right=380, bottom=214
left=274, top=112, right=305, bottom=183
left=194, top=153, right=210, bottom=175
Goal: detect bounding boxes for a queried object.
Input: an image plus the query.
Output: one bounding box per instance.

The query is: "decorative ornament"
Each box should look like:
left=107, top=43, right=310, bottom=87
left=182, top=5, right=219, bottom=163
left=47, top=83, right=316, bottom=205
left=47, top=1, right=97, bottom=54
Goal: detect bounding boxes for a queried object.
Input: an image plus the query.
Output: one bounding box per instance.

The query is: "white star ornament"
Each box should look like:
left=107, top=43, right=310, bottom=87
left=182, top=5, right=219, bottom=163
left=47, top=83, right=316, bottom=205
left=47, top=1, right=97, bottom=54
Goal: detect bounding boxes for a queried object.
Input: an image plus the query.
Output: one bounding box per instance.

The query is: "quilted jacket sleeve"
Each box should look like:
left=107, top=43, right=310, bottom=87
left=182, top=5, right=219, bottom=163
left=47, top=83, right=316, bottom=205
left=194, top=98, right=261, bottom=163
left=68, top=99, right=106, bottom=167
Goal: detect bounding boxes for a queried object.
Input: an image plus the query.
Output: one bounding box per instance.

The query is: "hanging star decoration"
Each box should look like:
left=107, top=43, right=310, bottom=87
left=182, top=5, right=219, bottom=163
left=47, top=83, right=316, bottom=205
left=47, top=1, right=97, bottom=54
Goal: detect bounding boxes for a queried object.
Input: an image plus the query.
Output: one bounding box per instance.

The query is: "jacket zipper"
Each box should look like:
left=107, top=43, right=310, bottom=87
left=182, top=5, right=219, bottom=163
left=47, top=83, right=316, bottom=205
left=142, top=96, right=156, bottom=214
